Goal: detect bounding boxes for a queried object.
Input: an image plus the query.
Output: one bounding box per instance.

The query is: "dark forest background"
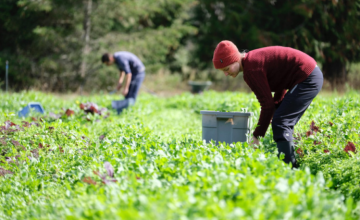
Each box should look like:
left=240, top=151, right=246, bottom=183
left=1, top=0, right=360, bottom=92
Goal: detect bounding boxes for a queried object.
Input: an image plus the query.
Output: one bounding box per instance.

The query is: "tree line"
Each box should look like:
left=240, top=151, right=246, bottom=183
left=1, top=0, right=360, bottom=92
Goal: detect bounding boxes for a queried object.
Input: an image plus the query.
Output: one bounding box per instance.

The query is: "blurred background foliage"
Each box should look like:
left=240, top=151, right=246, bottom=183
left=1, top=0, right=360, bottom=92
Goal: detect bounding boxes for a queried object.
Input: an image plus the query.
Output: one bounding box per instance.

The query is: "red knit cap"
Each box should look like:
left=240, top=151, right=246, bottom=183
left=212, top=40, right=241, bottom=69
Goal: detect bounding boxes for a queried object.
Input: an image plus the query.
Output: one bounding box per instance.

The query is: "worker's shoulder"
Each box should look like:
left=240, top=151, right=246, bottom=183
left=114, top=51, right=140, bottom=59
left=248, top=45, right=291, bottom=53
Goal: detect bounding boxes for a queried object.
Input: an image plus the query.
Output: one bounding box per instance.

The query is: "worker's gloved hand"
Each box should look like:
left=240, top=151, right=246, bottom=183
left=122, top=88, right=129, bottom=97
left=250, top=136, right=260, bottom=149
left=117, top=83, right=122, bottom=91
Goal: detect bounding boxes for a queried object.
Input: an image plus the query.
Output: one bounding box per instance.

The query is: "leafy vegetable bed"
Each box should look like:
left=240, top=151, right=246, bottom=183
left=0, top=91, right=359, bottom=219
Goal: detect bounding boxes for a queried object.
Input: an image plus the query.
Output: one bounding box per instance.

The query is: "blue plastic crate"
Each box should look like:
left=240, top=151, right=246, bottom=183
left=18, top=102, right=45, bottom=117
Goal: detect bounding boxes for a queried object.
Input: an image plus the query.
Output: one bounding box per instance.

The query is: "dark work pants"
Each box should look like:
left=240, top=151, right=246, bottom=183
left=116, top=73, right=145, bottom=114
left=125, top=73, right=145, bottom=100
left=272, top=67, right=323, bottom=142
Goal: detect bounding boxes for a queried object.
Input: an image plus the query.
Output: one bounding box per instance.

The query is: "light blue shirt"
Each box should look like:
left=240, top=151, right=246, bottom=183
left=113, top=51, right=145, bottom=77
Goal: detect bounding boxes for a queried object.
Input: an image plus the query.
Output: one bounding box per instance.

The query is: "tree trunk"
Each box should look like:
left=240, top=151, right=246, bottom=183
left=79, top=0, right=92, bottom=94
left=322, top=59, right=347, bottom=91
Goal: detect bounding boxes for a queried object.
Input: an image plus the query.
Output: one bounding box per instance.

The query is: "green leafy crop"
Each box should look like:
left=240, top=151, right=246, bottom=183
left=0, top=91, right=359, bottom=219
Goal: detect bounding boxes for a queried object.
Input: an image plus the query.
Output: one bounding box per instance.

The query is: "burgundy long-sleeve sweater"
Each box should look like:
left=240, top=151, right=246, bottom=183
left=242, top=46, right=317, bottom=138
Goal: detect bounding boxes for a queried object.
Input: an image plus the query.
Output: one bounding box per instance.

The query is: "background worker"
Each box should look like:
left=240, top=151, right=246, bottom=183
left=101, top=51, right=146, bottom=113
left=212, top=40, right=323, bottom=167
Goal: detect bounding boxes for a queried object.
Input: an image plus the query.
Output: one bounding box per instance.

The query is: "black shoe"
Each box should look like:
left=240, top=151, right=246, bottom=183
left=277, top=141, right=298, bottom=168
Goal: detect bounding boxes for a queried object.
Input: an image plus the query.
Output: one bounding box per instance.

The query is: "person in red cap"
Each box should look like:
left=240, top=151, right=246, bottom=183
left=213, top=40, right=323, bottom=167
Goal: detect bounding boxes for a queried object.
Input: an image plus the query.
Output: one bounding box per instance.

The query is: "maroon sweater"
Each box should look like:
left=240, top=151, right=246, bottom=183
left=242, top=46, right=317, bottom=138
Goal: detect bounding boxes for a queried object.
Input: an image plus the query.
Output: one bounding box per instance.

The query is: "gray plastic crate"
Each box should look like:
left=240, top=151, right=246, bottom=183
left=188, top=81, right=212, bottom=94
left=200, top=110, right=253, bottom=144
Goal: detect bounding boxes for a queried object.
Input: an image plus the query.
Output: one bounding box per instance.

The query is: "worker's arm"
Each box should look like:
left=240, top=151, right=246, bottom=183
left=117, top=71, right=125, bottom=91
left=122, top=73, right=132, bottom=97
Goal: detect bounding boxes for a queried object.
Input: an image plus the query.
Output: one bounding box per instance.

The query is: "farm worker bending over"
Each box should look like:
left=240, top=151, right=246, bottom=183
left=101, top=51, right=145, bottom=113
left=213, top=40, right=323, bottom=168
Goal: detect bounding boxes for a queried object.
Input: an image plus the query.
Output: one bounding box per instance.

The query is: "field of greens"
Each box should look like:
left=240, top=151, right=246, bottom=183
left=1, top=91, right=360, bottom=219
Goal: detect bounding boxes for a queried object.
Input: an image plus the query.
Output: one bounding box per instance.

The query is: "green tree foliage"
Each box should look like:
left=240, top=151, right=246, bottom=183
left=91, top=0, right=197, bottom=79
left=0, top=0, right=197, bottom=92
left=0, top=0, right=82, bottom=91
left=189, top=0, right=254, bottom=68
left=190, top=0, right=360, bottom=88
left=299, top=0, right=360, bottom=88
left=2, top=0, right=360, bottom=91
